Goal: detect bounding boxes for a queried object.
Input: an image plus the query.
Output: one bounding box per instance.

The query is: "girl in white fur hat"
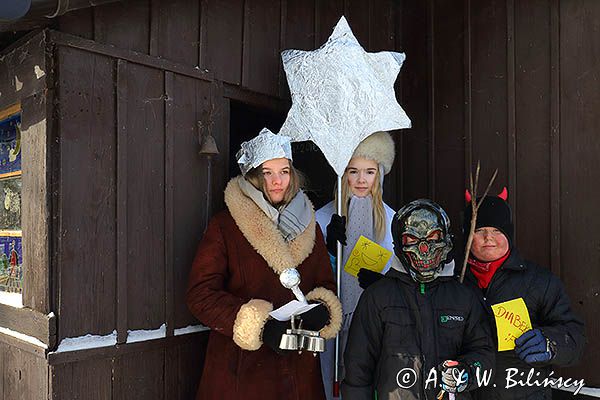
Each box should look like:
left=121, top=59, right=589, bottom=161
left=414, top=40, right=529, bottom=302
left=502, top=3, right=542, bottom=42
left=315, top=131, right=396, bottom=400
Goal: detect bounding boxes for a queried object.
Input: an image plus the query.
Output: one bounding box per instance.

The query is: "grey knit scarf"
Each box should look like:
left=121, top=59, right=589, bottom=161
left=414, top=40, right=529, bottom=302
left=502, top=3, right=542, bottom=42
left=238, top=178, right=312, bottom=242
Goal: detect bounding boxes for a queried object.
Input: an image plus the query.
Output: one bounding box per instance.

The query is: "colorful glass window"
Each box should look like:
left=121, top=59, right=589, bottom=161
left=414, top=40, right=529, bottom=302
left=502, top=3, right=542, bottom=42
left=0, top=107, right=22, bottom=293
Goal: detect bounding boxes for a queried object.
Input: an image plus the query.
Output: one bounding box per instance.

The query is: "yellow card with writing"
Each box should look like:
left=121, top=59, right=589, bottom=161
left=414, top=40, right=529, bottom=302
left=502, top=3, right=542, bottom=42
left=491, top=298, right=533, bottom=351
left=343, top=235, right=392, bottom=277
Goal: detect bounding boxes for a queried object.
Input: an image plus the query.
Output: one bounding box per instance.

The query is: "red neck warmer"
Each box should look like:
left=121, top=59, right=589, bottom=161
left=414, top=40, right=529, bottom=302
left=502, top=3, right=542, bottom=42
left=468, top=250, right=511, bottom=289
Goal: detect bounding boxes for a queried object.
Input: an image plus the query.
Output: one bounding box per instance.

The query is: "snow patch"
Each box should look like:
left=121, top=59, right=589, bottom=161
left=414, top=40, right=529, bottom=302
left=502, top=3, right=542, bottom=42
left=127, top=323, right=166, bottom=343
left=174, top=325, right=210, bottom=336
left=0, top=326, right=47, bottom=349
left=0, top=291, right=23, bottom=308
left=55, top=331, right=117, bottom=353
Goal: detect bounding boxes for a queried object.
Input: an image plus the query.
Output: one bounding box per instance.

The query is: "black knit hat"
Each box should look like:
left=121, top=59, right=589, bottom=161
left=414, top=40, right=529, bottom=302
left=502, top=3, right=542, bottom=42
left=464, top=191, right=514, bottom=245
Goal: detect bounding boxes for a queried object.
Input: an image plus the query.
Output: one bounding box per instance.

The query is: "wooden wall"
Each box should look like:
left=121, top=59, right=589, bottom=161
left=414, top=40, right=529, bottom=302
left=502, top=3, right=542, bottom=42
left=50, top=34, right=227, bottom=343
left=394, top=0, right=600, bottom=386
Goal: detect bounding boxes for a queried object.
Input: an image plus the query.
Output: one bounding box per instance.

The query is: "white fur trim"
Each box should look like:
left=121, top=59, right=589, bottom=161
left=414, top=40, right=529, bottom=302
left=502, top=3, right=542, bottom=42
left=353, top=131, right=395, bottom=174
left=232, top=299, right=273, bottom=351
left=306, top=287, right=342, bottom=339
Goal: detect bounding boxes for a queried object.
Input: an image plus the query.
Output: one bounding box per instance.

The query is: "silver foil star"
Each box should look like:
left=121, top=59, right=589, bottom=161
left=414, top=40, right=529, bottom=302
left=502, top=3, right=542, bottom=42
left=279, top=16, right=411, bottom=176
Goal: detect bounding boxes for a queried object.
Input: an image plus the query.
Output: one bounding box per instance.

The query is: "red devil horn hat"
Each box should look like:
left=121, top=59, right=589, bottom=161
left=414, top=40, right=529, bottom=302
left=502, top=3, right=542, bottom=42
left=498, top=187, right=508, bottom=201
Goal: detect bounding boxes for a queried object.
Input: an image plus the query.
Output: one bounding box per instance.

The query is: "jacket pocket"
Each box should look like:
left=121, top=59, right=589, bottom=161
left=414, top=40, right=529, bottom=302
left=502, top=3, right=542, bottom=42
left=381, top=307, right=420, bottom=354
left=436, top=308, right=466, bottom=358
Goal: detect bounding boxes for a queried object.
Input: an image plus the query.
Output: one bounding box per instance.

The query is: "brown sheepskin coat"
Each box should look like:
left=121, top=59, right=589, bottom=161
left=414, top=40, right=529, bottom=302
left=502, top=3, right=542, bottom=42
left=186, top=177, right=342, bottom=400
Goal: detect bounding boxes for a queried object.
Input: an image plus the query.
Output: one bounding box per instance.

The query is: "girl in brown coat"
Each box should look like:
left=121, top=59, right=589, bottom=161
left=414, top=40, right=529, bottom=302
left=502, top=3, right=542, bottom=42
left=186, top=128, right=343, bottom=400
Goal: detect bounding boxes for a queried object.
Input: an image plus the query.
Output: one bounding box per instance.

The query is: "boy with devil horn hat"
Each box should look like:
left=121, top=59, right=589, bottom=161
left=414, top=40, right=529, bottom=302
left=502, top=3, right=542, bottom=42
left=463, top=188, right=585, bottom=399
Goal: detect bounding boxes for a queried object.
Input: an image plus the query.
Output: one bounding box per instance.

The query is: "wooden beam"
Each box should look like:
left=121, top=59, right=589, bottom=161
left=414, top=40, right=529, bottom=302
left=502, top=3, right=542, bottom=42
left=116, top=60, right=128, bottom=345
left=48, top=31, right=213, bottom=83
left=0, top=303, right=55, bottom=349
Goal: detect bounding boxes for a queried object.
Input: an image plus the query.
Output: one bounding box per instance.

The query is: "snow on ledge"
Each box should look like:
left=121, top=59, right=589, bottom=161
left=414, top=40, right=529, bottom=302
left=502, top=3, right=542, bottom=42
left=0, top=291, right=23, bottom=308
left=127, top=324, right=166, bottom=343
left=55, top=331, right=117, bottom=353
left=50, top=323, right=211, bottom=353
left=0, top=326, right=47, bottom=349
left=174, top=325, right=210, bottom=336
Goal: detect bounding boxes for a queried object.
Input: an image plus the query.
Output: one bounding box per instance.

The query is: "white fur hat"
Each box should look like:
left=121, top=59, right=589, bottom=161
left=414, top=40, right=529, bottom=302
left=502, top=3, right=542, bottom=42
left=352, top=131, right=396, bottom=174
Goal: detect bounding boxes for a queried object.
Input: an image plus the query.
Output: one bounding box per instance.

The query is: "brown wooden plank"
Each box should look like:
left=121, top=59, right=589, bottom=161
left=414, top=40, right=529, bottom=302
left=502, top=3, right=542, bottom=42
left=94, top=0, right=151, bottom=54
left=368, top=0, right=396, bottom=51
left=149, top=0, right=159, bottom=56
left=47, top=331, right=208, bottom=365
left=345, top=0, right=371, bottom=48
left=559, top=0, right=600, bottom=386
left=125, top=64, right=165, bottom=331
left=242, top=0, right=282, bottom=96
left=400, top=0, right=430, bottom=202
left=164, top=72, right=175, bottom=337
left=20, top=92, right=51, bottom=314
left=514, top=0, right=551, bottom=266
left=549, top=0, right=560, bottom=277
left=171, top=75, right=210, bottom=328
left=1, top=342, right=48, bottom=400
left=279, top=0, right=316, bottom=98
left=56, top=47, right=117, bottom=340
left=51, top=358, right=112, bottom=400
left=315, top=0, right=344, bottom=45
left=114, top=348, right=164, bottom=400
left=49, top=31, right=212, bottom=82
left=432, top=0, right=466, bottom=237
left=156, top=0, right=200, bottom=66
left=506, top=0, right=517, bottom=230
left=199, top=0, right=244, bottom=84
left=464, top=0, right=472, bottom=193
left=470, top=0, right=508, bottom=194
left=164, top=332, right=209, bottom=399
left=116, top=60, right=129, bottom=345
left=57, top=7, right=94, bottom=39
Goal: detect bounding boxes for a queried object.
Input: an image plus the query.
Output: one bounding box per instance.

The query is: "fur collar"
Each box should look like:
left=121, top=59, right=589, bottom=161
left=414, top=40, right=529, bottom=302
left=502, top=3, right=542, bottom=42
left=224, top=176, right=316, bottom=274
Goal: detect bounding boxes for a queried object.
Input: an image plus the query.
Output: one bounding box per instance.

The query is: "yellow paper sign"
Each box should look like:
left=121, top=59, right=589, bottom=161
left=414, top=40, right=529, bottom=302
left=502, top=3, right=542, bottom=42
left=491, top=298, right=532, bottom=351
left=343, top=235, right=392, bottom=277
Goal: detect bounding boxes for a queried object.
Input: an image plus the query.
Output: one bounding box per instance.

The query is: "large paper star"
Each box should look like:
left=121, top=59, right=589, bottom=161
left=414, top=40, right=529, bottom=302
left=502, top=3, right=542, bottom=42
left=279, top=16, right=411, bottom=176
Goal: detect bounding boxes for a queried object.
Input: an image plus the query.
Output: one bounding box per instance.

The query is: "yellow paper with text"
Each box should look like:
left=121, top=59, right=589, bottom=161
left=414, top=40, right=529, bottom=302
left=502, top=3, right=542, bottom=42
left=343, top=236, right=392, bottom=277
left=491, top=298, right=532, bottom=351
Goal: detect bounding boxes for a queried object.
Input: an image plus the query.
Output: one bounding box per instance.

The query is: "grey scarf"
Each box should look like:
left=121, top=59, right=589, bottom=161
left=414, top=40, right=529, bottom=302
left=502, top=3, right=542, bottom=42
left=341, top=195, right=375, bottom=316
left=238, top=178, right=312, bottom=241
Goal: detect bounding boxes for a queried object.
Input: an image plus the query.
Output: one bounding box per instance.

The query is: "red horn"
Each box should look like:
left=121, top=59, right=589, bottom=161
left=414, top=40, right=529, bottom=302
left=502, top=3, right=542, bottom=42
left=465, top=189, right=472, bottom=203
left=498, top=187, right=508, bottom=201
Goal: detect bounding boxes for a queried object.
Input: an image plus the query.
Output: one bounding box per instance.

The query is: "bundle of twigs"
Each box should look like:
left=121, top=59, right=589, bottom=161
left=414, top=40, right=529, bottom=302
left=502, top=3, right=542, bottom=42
left=459, top=162, right=498, bottom=283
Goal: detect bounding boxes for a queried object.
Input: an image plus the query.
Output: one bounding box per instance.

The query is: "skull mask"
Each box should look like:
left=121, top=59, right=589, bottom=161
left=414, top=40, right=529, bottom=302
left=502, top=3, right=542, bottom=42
left=392, top=199, right=453, bottom=283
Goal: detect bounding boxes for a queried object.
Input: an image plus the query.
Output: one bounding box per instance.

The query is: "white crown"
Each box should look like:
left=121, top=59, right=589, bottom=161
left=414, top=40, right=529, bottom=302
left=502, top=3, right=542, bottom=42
left=236, top=128, right=293, bottom=175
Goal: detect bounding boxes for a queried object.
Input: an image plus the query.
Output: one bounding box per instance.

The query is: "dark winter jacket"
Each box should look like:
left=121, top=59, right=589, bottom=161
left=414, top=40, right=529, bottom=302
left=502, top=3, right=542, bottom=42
left=464, top=249, right=585, bottom=400
left=342, top=259, right=495, bottom=400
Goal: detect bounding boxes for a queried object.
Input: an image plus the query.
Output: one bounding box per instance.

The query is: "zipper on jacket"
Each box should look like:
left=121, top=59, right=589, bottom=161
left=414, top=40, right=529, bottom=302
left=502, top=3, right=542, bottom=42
left=420, top=282, right=425, bottom=294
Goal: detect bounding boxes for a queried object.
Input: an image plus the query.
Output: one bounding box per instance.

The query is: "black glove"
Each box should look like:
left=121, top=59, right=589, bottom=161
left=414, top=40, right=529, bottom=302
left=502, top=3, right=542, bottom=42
left=326, top=214, right=346, bottom=255
left=298, top=303, right=329, bottom=331
left=262, top=319, right=290, bottom=354
left=357, top=268, right=383, bottom=289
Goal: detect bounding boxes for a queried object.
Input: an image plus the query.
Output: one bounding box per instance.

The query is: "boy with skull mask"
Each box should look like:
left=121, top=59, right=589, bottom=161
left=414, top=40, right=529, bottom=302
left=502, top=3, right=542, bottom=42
left=342, top=199, right=494, bottom=400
